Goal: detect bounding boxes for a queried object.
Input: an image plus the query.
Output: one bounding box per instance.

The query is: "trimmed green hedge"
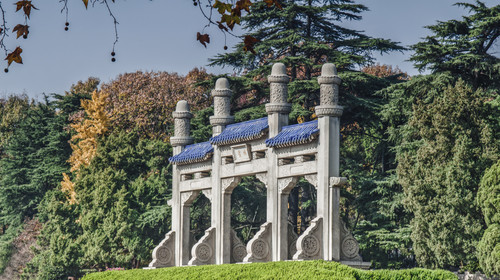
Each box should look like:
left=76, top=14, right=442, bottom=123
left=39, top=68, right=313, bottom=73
left=81, top=260, right=457, bottom=280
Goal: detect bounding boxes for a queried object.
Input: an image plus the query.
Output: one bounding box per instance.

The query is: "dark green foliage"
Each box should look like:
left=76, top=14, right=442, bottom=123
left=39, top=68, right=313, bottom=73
left=24, top=131, right=173, bottom=279
left=80, top=260, right=457, bottom=280
left=477, top=160, right=500, bottom=276
left=210, top=0, right=404, bottom=77
left=395, top=80, right=499, bottom=268
left=411, top=1, right=500, bottom=89
left=0, top=95, right=30, bottom=154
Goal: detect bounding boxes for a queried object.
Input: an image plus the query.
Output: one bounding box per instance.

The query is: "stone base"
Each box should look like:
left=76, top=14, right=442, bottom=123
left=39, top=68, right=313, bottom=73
left=340, top=260, right=371, bottom=269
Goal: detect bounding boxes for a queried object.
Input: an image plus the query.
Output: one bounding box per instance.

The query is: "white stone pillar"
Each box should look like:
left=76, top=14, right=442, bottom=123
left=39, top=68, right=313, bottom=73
left=170, top=101, right=194, bottom=266
left=209, top=78, right=235, bottom=264
left=266, top=63, right=291, bottom=261
left=180, top=191, right=199, bottom=265
left=315, top=63, right=343, bottom=261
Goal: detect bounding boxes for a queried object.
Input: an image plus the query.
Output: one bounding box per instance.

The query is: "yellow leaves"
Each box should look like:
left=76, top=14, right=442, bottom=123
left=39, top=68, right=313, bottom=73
left=68, top=90, right=110, bottom=173
left=213, top=0, right=232, bottom=14
left=15, top=0, right=38, bottom=19
left=13, top=24, right=29, bottom=39
left=63, top=90, right=111, bottom=203
left=5, top=47, right=23, bottom=66
left=82, top=0, right=89, bottom=9
left=297, top=115, right=305, bottom=124
left=61, top=173, right=77, bottom=205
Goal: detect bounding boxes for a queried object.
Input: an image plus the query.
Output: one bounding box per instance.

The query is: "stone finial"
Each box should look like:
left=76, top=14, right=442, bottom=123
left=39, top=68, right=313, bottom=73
left=210, top=77, right=235, bottom=136
left=315, top=63, right=343, bottom=117
left=266, top=63, right=291, bottom=114
left=171, top=100, right=194, bottom=147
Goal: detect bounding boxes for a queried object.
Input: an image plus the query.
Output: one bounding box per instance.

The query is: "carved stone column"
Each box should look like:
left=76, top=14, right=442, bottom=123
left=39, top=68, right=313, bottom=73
left=180, top=191, right=199, bottom=265
left=210, top=78, right=234, bottom=136
left=266, top=63, right=291, bottom=138
left=315, top=63, right=343, bottom=261
left=277, top=177, right=298, bottom=260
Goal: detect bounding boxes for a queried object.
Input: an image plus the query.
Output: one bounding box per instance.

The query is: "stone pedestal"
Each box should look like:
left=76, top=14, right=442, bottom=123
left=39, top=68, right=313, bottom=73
left=244, top=222, right=272, bottom=263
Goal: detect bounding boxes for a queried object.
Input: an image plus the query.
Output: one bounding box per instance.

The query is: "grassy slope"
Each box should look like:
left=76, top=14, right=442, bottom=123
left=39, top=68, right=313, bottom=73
left=82, top=260, right=457, bottom=280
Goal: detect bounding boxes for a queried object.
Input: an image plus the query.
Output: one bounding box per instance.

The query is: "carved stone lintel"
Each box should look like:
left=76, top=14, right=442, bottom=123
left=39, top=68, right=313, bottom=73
left=243, top=222, right=272, bottom=263
left=278, top=158, right=292, bottom=166
left=188, top=227, right=216, bottom=266
left=330, top=177, right=348, bottom=187
left=201, top=189, right=212, bottom=203
left=181, top=191, right=199, bottom=206
left=278, top=177, right=298, bottom=194
left=222, top=177, right=241, bottom=194
left=230, top=229, right=247, bottom=263
left=340, top=221, right=362, bottom=261
left=304, top=174, right=318, bottom=189
left=149, top=231, right=175, bottom=268
left=255, top=173, right=268, bottom=187
left=293, top=217, right=323, bottom=260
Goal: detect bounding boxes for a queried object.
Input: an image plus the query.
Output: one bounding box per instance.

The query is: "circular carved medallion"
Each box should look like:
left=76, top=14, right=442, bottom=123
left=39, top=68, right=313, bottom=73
left=156, top=246, right=172, bottom=264
left=232, top=244, right=247, bottom=262
left=342, top=237, right=359, bottom=259
left=301, top=235, right=320, bottom=257
left=251, top=240, right=269, bottom=260
left=195, top=243, right=212, bottom=262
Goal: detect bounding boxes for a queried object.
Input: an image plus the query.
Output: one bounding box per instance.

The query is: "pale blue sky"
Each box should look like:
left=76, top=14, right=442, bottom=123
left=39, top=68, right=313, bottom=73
left=0, top=0, right=498, bottom=99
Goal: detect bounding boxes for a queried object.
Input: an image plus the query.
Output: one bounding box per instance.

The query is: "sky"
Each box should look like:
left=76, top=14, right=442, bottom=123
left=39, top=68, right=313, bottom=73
left=0, top=0, right=498, bottom=99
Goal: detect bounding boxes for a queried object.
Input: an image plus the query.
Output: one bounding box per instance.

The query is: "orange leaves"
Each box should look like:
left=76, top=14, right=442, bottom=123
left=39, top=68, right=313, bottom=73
left=15, top=0, right=38, bottom=19
left=197, top=32, right=210, bottom=48
left=5, top=47, right=23, bottom=66
left=82, top=0, right=89, bottom=9
left=264, top=0, right=282, bottom=9
left=13, top=24, right=29, bottom=39
left=243, top=35, right=259, bottom=54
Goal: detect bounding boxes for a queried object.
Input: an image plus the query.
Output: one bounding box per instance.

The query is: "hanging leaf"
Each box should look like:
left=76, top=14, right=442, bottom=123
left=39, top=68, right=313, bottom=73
left=5, top=47, right=23, bottom=66
left=197, top=32, right=210, bottom=48
left=213, top=0, right=232, bottom=15
left=243, top=35, right=259, bottom=54
left=82, top=0, right=89, bottom=9
left=14, top=1, right=38, bottom=19
left=263, top=0, right=282, bottom=9
left=235, top=0, right=252, bottom=13
left=12, top=24, right=29, bottom=39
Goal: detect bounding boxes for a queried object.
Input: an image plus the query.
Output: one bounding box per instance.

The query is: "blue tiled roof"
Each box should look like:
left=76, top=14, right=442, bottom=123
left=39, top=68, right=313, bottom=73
left=266, top=120, right=319, bottom=148
left=169, top=141, right=214, bottom=164
left=210, top=117, right=269, bottom=146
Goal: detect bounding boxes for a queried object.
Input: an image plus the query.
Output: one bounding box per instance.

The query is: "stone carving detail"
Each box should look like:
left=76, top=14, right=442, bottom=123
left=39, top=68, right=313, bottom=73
left=265, top=103, right=292, bottom=114
left=315, top=105, right=343, bottom=117
left=320, top=84, right=335, bottom=106
left=181, top=191, right=199, bottom=206
left=340, top=221, right=362, bottom=261
left=230, top=229, right=247, bottom=263
left=149, top=231, right=175, bottom=268
left=243, top=222, right=272, bottom=263
left=330, top=176, right=348, bottom=187
left=288, top=224, right=299, bottom=260
left=304, top=174, right=318, bottom=188
left=188, top=226, right=216, bottom=266
left=202, top=189, right=212, bottom=202
left=174, top=118, right=190, bottom=137
left=255, top=173, right=267, bottom=186
left=278, top=177, right=298, bottom=194
left=269, top=83, right=287, bottom=104
left=222, top=177, right=241, bottom=194
left=214, top=98, right=230, bottom=116
left=293, top=216, right=322, bottom=260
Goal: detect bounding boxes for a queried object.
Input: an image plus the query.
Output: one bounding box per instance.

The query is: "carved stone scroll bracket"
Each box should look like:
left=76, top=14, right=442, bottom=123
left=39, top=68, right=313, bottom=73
left=149, top=231, right=175, bottom=268
left=329, top=177, right=348, bottom=188
left=278, top=177, right=298, bottom=195
left=288, top=223, right=299, bottom=260
left=340, top=221, right=362, bottom=261
left=293, top=216, right=323, bottom=260
left=181, top=190, right=200, bottom=207
left=255, top=173, right=268, bottom=187
left=222, top=177, right=241, bottom=194
left=188, top=226, right=216, bottom=266
left=230, top=229, right=247, bottom=263
left=201, top=189, right=212, bottom=203
left=304, top=174, right=318, bottom=189
left=243, top=222, right=272, bottom=263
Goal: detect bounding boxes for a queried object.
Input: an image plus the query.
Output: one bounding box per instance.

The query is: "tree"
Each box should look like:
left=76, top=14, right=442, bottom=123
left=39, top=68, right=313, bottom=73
left=477, top=160, right=500, bottom=276
left=396, top=80, right=498, bottom=268
left=411, top=1, right=500, bottom=89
